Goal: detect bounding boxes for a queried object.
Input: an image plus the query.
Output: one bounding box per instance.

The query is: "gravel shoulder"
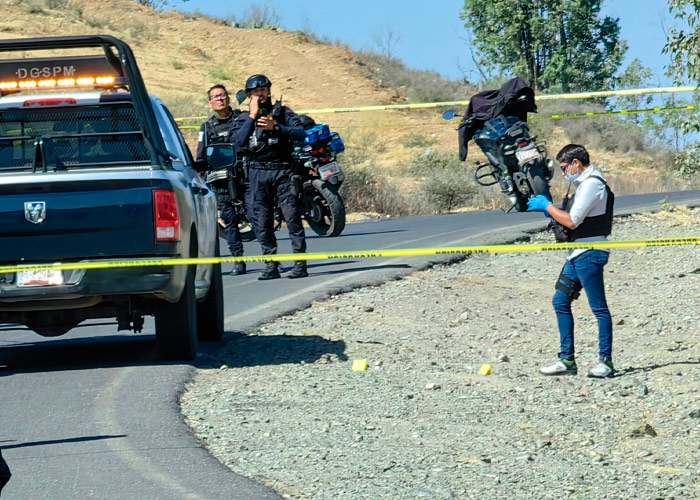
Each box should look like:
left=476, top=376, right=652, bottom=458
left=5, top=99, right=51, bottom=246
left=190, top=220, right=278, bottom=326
left=181, top=207, right=700, bottom=500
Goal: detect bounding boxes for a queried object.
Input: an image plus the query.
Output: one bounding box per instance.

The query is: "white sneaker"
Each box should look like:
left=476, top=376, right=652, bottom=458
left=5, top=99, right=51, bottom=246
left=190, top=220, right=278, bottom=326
left=540, top=359, right=577, bottom=376
left=587, top=358, right=615, bottom=378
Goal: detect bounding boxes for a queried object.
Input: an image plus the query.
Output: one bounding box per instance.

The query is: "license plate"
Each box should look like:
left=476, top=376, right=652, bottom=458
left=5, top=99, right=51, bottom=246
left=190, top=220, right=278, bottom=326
left=515, top=148, right=539, bottom=163
left=318, top=161, right=342, bottom=180
left=17, top=269, right=64, bottom=287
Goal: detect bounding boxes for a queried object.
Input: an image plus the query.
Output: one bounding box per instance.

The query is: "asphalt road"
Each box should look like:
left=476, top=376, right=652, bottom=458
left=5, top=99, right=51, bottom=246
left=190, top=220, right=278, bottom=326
left=1, top=190, right=699, bottom=499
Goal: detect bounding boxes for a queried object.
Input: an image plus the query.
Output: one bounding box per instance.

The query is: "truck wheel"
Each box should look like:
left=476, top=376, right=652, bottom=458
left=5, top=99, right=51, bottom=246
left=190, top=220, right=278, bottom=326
left=155, top=265, right=198, bottom=361
left=303, top=179, right=346, bottom=237
left=197, top=240, right=224, bottom=342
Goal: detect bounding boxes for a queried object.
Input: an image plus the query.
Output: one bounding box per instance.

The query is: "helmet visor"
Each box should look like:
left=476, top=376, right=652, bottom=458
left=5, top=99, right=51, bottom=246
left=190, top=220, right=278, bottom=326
left=246, top=74, right=271, bottom=91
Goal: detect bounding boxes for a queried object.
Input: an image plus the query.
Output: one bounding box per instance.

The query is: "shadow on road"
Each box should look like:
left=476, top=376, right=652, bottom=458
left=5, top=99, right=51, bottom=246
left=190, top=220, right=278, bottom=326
left=0, top=335, right=164, bottom=374
left=0, top=434, right=126, bottom=450
left=0, top=328, right=347, bottom=374
left=201, top=330, right=347, bottom=369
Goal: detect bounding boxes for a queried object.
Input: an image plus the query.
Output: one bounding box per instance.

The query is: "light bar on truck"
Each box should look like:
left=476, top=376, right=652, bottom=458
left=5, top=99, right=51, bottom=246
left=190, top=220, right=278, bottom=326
left=0, top=55, right=122, bottom=93
left=0, top=75, right=115, bottom=91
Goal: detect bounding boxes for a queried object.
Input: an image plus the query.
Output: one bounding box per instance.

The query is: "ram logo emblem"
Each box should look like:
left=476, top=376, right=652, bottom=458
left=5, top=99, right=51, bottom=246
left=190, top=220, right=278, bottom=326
left=24, top=201, right=47, bottom=224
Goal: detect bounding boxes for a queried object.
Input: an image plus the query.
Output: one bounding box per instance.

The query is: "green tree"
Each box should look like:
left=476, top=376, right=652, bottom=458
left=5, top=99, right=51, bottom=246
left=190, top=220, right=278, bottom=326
left=664, top=0, right=700, bottom=84
left=461, top=0, right=627, bottom=92
left=613, top=59, right=654, bottom=125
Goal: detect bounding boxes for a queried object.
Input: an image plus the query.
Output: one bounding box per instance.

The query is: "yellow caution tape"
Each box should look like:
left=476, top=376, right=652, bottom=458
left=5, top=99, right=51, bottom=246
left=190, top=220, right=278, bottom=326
left=1, top=236, right=698, bottom=274
left=177, top=104, right=700, bottom=130
left=532, top=104, right=698, bottom=121
left=173, top=85, right=697, bottom=122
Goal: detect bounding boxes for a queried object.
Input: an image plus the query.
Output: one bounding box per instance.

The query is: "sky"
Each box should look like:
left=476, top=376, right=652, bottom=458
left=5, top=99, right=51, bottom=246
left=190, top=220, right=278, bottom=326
left=174, top=0, right=674, bottom=86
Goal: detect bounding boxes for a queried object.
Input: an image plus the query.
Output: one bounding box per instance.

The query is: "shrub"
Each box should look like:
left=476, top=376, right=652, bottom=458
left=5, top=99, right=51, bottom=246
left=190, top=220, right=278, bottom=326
left=24, top=0, right=46, bottom=13
left=340, top=165, right=431, bottom=216
left=673, top=142, right=700, bottom=177
left=84, top=12, right=113, bottom=29
left=208, top=67, right=240, bottom=84
left=409, top=150, right=480, bottom=213
left=403, top=133, right=436, bottom=149
left=532, top=100, right=649, bottom=154
left=128, top=18, right=157, bottom=43
left=356, top=51, right=471, bottom=103
left=171, top=60, right=184, bottom=70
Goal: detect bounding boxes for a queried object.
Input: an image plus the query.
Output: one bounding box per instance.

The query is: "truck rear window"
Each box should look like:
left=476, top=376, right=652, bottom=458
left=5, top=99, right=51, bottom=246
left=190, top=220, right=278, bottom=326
left=0, top=102, right=149, bottom=172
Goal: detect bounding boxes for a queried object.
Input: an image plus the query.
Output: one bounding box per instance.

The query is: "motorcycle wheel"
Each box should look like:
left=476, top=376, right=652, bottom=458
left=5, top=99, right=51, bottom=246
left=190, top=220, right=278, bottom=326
left=527, top=162, right=552, bottom=200
left=302, top=179, right=346, bottom=237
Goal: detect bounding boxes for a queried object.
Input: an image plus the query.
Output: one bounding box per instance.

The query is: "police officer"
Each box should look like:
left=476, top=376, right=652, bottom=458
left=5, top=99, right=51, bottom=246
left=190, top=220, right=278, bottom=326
left=231, top=74, right=308, bottom=280
left=196, top=84, right=247, bottom=275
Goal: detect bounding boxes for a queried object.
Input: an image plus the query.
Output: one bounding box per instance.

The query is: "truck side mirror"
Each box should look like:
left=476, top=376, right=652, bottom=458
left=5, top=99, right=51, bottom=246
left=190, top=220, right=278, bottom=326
left=206, top=143, right=237, bottom=170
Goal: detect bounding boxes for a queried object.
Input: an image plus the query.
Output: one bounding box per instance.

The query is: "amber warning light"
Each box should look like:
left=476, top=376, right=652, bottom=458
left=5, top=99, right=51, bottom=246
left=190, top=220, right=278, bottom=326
left=0, top=55, right=120, bottom=92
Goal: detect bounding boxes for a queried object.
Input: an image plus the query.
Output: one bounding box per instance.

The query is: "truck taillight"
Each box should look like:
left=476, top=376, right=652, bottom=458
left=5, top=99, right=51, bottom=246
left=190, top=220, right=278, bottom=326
left=153, top=189, right=180, bottom=241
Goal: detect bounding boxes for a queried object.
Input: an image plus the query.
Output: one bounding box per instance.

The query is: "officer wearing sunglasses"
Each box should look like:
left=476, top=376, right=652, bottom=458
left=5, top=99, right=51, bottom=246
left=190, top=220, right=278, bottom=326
left=231, top=74, right=309, bottom=280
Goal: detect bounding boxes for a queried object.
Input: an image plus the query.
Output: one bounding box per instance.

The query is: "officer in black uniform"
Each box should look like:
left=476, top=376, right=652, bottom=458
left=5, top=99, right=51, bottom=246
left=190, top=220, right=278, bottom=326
left=231, top=74, right=308, bottom=280
left=196, top=84, right=247, bottom=275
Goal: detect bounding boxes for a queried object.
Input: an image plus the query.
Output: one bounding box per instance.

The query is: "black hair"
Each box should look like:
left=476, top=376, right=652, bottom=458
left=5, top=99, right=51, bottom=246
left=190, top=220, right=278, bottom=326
left=207, top=84, right=229, bottom=100
left=556, top=144, right=590, bottom=167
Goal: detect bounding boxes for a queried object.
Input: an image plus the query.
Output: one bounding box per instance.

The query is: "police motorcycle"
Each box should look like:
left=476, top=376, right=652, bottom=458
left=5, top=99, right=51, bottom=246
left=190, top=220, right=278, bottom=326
left=445, top=77, right=553, bottom=212
left=288, top=115, right=346, bottom=237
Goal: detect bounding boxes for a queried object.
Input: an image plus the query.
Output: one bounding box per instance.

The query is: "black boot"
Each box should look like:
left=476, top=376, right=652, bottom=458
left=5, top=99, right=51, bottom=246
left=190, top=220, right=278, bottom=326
left=258, top=260, right=280, bottom=280
left=231, top=252, right=246, bottom=275
left=287, top=260, right=308, bottom=279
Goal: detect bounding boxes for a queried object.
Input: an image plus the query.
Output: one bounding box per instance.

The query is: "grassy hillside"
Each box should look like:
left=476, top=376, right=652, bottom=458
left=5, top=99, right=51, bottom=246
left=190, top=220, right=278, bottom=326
left=2, top=0, right=696, bottom=215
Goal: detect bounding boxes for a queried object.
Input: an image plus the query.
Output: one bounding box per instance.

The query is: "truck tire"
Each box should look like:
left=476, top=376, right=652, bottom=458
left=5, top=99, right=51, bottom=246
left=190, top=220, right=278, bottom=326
left=155, top=265, right=198, bottom=361
left=197, top=240, right=224, bottom=342
left=303, top=179, right=346, bottom=237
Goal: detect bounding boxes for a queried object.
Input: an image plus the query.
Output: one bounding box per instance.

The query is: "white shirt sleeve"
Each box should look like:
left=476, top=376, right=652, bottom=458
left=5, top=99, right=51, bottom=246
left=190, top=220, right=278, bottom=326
left=569, top=178, right=607, bottom=227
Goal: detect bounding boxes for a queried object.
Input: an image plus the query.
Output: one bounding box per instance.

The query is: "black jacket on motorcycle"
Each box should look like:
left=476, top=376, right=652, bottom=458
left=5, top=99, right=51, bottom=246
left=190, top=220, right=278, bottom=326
left=458, top=77, right=536, bottom=161
left=195, top=106, right=241, bottom=162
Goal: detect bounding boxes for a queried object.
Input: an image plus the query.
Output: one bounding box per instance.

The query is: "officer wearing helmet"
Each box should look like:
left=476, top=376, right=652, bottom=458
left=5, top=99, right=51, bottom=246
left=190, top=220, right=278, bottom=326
left=196, top=84, right=248, bottom=275
left=231, top=74, right=309, bottom=280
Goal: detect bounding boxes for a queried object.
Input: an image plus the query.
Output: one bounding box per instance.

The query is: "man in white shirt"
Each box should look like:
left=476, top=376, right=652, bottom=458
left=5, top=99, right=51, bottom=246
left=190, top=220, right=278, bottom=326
left=527, top=144, right=615, bottom=378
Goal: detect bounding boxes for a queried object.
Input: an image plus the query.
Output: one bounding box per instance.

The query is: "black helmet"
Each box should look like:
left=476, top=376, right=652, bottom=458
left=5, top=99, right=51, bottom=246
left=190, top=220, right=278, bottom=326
left=245, top=74, right=271, bottom=92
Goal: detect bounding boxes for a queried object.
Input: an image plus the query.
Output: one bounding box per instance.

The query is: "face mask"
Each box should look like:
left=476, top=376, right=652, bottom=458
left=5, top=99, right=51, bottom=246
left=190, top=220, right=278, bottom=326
left=564, top=171, right=581, bottom=182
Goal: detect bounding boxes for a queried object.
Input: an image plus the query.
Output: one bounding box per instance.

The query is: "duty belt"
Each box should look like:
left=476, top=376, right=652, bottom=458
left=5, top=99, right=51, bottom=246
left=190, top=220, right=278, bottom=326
left=249, top=161, right=291, bottom=170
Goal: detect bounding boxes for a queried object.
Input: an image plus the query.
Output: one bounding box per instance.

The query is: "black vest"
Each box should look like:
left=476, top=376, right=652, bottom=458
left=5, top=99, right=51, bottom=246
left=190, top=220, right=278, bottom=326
left=204, top=108, right=239, bottom=146
left=563, top=175, right=614, bottom=240
left=249, top=103, right=294, bottom=163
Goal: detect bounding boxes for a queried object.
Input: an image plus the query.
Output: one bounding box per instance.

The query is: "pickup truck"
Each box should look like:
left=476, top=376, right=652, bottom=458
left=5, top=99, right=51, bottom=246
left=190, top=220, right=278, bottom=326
left=0, top=35, right=223, bottom=361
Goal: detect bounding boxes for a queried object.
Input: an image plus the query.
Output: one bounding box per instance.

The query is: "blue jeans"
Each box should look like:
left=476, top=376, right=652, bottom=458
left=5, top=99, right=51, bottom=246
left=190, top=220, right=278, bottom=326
left=552, top=250, right=612, bottom=360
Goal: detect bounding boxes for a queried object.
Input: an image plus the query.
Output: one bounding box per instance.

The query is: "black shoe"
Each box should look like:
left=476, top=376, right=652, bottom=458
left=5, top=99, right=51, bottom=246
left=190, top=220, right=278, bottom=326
left=258, top=261, right=280, bottom=280
left=287, top=260, right=308, bottom=279
left=232, top=261, right=246, bottom=275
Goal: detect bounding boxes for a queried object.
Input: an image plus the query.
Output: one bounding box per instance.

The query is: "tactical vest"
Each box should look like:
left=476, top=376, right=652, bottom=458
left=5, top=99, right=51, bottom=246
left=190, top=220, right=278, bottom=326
left=248, top=102, right=295, bottom=163
left=553, top=175, right=614, bottom=242
left=203, top=108, right=239, bottom=146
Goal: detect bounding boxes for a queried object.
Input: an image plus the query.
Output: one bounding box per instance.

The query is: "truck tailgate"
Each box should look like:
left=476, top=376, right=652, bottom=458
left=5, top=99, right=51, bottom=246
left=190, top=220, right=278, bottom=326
left=0, top=178, right=166, bottom=262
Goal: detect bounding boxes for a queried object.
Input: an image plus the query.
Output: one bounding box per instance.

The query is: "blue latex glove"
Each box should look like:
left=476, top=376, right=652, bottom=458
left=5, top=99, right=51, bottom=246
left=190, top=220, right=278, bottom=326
left=527, top=195, right=552, bottom=214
